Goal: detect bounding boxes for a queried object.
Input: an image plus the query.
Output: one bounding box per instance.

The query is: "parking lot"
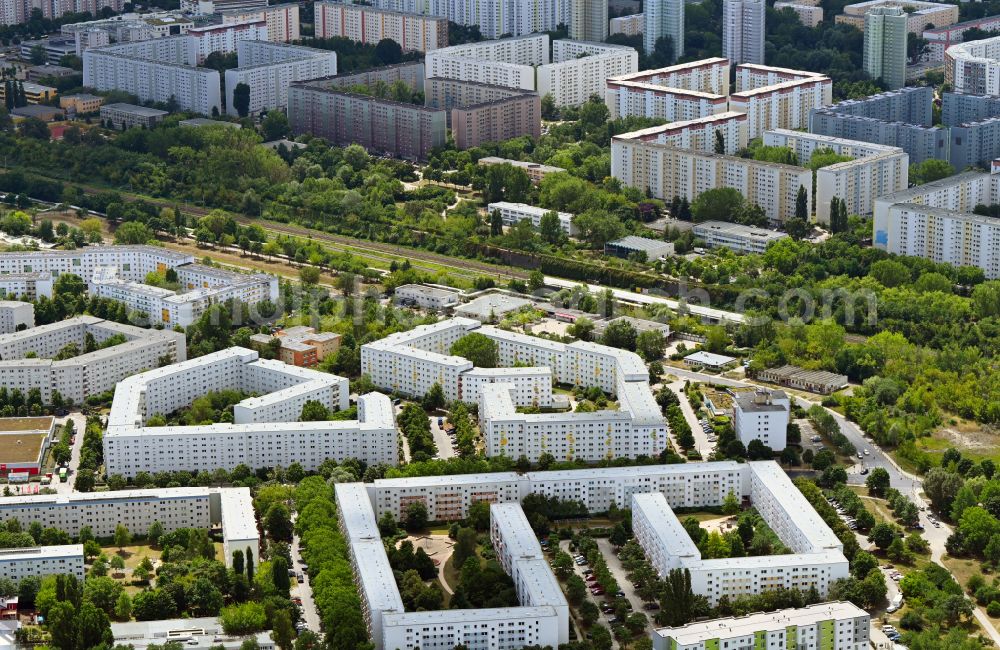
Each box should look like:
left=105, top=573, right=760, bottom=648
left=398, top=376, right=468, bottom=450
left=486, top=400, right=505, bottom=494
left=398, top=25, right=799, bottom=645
left=429, top=415, right=456, bottom=459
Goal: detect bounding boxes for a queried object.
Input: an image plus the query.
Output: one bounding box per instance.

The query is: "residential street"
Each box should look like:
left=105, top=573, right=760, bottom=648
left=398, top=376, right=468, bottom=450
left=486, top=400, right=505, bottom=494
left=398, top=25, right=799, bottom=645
left=291, top=528, right=322, bottom=634
left=51, top=412, right=85, bottom=495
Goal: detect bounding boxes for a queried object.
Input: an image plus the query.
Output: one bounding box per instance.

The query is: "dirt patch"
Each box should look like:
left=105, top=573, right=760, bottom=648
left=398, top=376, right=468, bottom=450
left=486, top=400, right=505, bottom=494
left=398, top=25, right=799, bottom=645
left=936, top=424, right=1000, bottom=454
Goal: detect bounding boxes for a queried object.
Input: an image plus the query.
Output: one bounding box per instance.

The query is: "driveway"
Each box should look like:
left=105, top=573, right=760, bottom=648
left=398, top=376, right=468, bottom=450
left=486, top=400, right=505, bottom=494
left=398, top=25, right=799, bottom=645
left=51, top=412, right=85, bottom=495
left=291, top=530, right=322, bottom=634
left=594, top=538, right=657, bottom=636
left=661, top=379, right=713, bottom=458
left=429, top=416, right=456, bottom=460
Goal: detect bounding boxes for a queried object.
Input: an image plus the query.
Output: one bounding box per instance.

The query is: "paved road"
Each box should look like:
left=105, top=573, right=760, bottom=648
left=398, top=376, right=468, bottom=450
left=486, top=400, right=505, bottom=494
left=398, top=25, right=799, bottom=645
left=661, top=380, right=714, bottom=458
left=291, top=529, right=322, bottom=634
left=429, top=416, right=456, bottom=460
left=49, top=412, right=85, bottom=495
left=595, top=538, right=657, bottom=636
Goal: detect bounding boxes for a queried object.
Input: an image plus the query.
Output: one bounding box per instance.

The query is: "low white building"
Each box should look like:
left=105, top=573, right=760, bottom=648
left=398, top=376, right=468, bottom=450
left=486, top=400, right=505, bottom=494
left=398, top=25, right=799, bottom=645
left=734, top=388, right=790, bottom=450
left=0, top=301, right=33, bottom=333
left=0, top=488, right=256, bottom=568
left=394, top=284, right=462, bottom=310
left=651, top=602, right=871, bottom=650
left=487, top=201, right=577, bottom=236
left=692, top=221, right=789, bottom=254
left=0, top=272, right=53, bottom=300
left=0, top=315, right=186, bottom=404
left=103, top=348, right=396, bottom=477
left=0, top=545, right=84, bottom=582
left=112, top=617, right=275, bottom=650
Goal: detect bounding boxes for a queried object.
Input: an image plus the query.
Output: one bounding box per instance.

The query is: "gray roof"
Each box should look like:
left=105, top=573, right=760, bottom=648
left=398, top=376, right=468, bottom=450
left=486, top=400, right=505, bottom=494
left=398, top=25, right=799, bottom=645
left=101, top=103, right=169, bottom=117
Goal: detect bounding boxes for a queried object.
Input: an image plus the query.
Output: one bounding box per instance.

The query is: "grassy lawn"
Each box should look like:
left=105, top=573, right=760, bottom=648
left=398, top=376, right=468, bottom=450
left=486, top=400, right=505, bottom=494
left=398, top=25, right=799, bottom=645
left=845, top=486, right=896, bottom=525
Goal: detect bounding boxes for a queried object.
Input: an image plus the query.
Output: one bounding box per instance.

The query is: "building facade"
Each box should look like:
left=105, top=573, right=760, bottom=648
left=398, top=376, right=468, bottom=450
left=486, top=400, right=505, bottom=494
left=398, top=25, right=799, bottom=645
left=221, top=4, right=301, bottom=42
left=315, top=2, right=448, bottom=52
left=612, top=131, right=812, bottom=223
left=722, top=0, right=765, bottom=65
left=224, top=41, right=337, bottom=116
left=837, top=0, right=957, bottom=35
left=691, top=221, right=789, bottom=253
left=0, top=316, right=185, bottom=404
left=947, top=35, right=1000, bottom=96
left=734, top=388, right=790, bottom=449
left=651, top=603, right=870, bottom=650
left=863, top=6, right=907, bottom=90
left=645, top=0, right=683, bottom=60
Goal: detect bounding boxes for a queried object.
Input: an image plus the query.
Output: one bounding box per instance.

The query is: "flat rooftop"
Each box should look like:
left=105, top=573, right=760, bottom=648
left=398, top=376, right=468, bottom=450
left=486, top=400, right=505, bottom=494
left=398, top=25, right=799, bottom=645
left=0, top=433, right=47, bottom=464
left=653, top=602, right=868, bottom=643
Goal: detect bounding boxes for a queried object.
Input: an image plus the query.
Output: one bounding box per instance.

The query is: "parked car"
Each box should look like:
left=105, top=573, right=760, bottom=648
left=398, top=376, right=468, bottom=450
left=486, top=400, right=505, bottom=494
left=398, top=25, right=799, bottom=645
left=643, top=602, right=660, bottom=611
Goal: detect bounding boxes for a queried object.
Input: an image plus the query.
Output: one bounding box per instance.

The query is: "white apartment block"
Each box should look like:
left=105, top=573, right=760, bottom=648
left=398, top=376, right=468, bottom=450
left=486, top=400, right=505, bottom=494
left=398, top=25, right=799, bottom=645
left=480, top=382, right=668, bottom=462
left=612, top=132, right=813, bottom=223
left=0, top=545, right=84, bottom=582
left=946, top=35, right=1000, bottom=95
left=425, top=35, right=637, bottom=107
left=773, top=2, right=822, bottom=27
left=315, top=2, right=448, bottom=52
left=103, top=347, right=396, bottom=477
left=489, top=503, right=569, bottom=644
left=360, top=322, right=554, bottom=406
left=691, top=221, right=789, bottom=254
left=0, top=301, right=33, bottom=334
left=354, top=461, right=847, bottom=611
left=356, top=0, right=605, bottom=39
left=723, top=0, right=765, bottom=65
left=0, top=273, right=53, bottom=300
left=91, top=263, right=278, bottom=328
left=224, top=41, right=338, bottom=116
left=0, top=488, right=256, bottom=569
left=610, top=13, right=643, bottom=36
left=873, top=169, right=1000, bottom=278
left=0, top=315, right=185, bottom=404
left=336, top=482, right=565, bottom=650
left=222, top=4, right=301, bottom=42
left=487, top=202, right=577, bottom=236
left=539, top=40, right=638, bottom=107
left=733, top=388, right=790, bottom=449
left=611, top=113, right=749, bottom=156
left=606, top=58, right=730, bottom=121
left=651, top=602, right=871, bottom=650
left=763, top=129, right=908, bottom=224
left=631, top=462, right=848, bottom=605
left=877, top=204, right=1000, bottom=279
left=186, top=19, right=267, bottom=63
left=83, top=36, right=222, bottom=114
left=731, top=64, right=833, bottom=138
left=370, top=462, right=748, bottom=522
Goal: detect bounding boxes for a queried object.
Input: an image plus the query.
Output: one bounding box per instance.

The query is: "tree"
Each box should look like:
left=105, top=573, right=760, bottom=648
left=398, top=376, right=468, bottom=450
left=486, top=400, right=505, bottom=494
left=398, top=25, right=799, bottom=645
left=722, top=491, right=740, bottom=516
left=220, top=602, right=267, bottom=635
left=405, top=501, right=428, bottom=531
left=785, top=217, right=810, bottom=240
left=572, top=209, right=625, bottom=248
left=299, top=400, right=330, bottom=422
left=924, top=468, right=965, bottom=515
left=910, top=159, right=955, bottom=185
left=113, top=222, right=154, bottom=245
left=265, top=503, right=294, bottom=542
left=852, top=550, right=879, bottom=579
left=261, top=111, right=289, bottom=141
left=659, top=568, right=697, bottom=626
left=450, top=333, right=498, bottom=367
left=539, top=212, right=563, bottom=244
left=271, top=556, right=291, bottom=596
left=299, top=266, right=320, bottom=285
left=795, top=185, right=809, bottom=221
left=609, top=522, right=629, bottom=547
left=422, top=383, right=445, bottom=410
left=232, top=549, right=245, bottom=576
left=113, top=524, right=130, bottom=551
left=233, top=83, right=251, bottom=118
left=601, top=319, right=637, bottom=350
left=453, top=527, right=478, bottom=567
left=691, top=188, right=743, bottom=223
left=271, top=609, right=295, bottom=650
left=869, top=522, right=897, bottom=550
left=636, top=329, right=666, bottom=361
left=714, top=129, right=725, bottom=154
left=374, top=38, right=403, bottom=65
left=378, top=511, right=398, bottom=537
left=866, top=467, right=891, bottom=497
